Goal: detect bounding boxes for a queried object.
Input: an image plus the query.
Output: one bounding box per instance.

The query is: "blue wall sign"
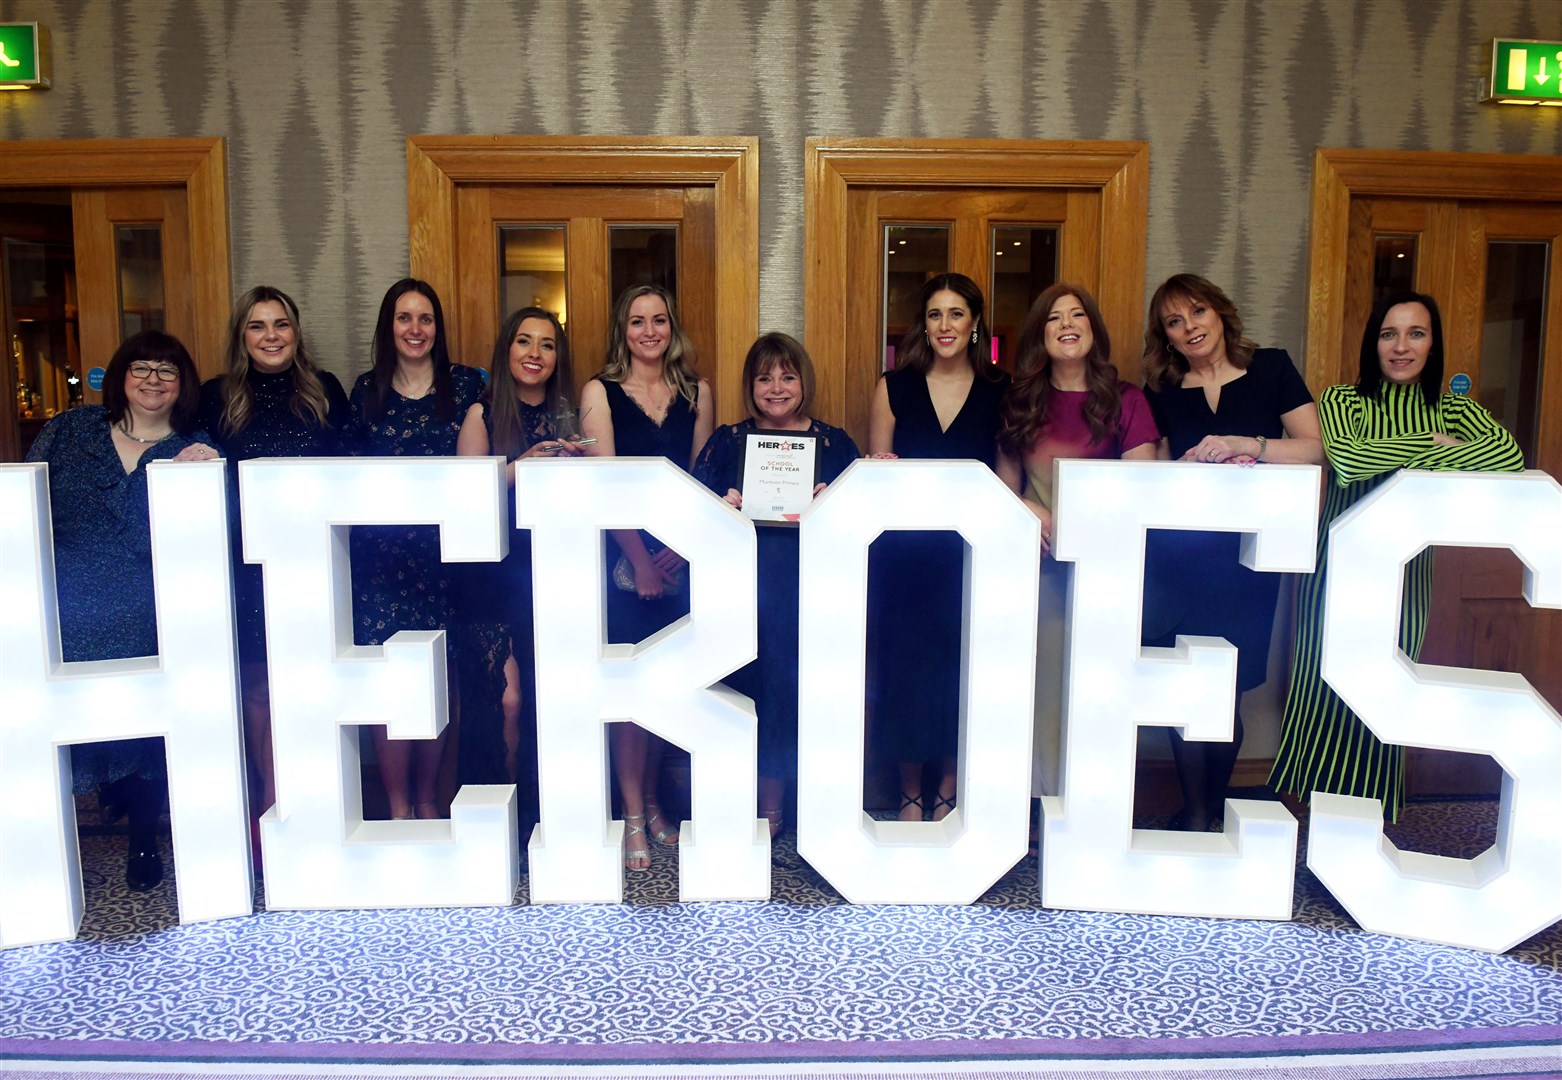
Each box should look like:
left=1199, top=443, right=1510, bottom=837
left=86, top=366, right=106, bottom=392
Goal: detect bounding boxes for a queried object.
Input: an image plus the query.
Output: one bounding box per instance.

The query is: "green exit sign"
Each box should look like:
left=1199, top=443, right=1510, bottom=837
left=1485, top=38, right=1562, bottom=105
left=0, top=22, right=50, bottom=90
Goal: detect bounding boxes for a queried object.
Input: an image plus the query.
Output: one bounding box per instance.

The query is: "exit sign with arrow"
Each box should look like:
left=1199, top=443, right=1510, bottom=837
left=1485, top=38, right=1562, bottom=105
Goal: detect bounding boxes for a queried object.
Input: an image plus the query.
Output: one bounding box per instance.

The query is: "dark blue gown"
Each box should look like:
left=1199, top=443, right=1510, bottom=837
left=198, top=368, right=349, bottom=666
left=598, top=377, right=698, bottom=644
left=693, top=418, right=860, bottom=780
left=26, top=405, right=213, bottom=792
left=872, top=367, right=1009, bottom=762
left=344, top=365, right=485, bottom=652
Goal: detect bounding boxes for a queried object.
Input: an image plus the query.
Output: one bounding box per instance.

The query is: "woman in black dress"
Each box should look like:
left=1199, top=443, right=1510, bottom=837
left=346, top=279, right=485, bottom=820
left=694, top=333, right=860, bottom=837
left=28, top=330, right=219, bottom=890
left=579, top=284, right=713, bottom=870
left=199, top=286, right=349, bottom=823
left=455, top=307, right=581, bottom=831
left=1140, top=273, right=1322, bottom=831
left=868, top=273, right=1010, bottom=822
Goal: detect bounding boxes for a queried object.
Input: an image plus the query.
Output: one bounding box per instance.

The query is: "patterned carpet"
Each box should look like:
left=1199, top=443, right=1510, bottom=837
left=0, top=800, right=1557, bottom=1077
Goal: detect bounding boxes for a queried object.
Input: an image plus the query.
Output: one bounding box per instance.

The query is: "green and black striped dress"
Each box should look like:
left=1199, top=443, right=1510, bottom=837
left=1271, top=380, right=1523, bottom=820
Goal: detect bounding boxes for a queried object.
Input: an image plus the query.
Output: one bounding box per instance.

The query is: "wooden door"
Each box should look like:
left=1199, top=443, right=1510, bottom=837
left=454, top=184, right=716, bottom=407
left=1332, top=191, right=1562, bottom=797
left=71, top=185, right=202, bottom=394
left=841, top=188, right=1082, bottom=444
left=406, top=136, right=758, bottom=425
left=806, top=139, right=1150, bottom=451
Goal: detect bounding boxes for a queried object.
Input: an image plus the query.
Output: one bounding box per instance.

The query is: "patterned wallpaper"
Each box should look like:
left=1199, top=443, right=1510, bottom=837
left=1, top=0, right=1558, bottom=383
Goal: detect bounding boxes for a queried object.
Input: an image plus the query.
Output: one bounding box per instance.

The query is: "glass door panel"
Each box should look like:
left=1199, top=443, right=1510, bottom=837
left=990, top=226, right=1059, bottom=371
left=114, top=225, right=165, bottom=337
left=1479, top=240, right=1548, bottom=466
left=497, top=225, right=567, bottom=325
left=881, top=224, right=949, bottom=372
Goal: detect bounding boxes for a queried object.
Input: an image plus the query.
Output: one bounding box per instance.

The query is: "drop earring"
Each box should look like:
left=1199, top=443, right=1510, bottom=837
left=971, top=328, right=979, bottom=344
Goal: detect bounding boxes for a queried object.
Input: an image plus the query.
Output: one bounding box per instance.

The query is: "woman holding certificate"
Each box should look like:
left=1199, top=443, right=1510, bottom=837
left=580, top=284, right=714, bottom=871
left=868, top=273, right=1010, bottom=822
left=694, top=333, right=860, bottom=837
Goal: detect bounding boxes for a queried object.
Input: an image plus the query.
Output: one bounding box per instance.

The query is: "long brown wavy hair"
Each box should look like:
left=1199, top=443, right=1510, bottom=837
left=893, top=272, right=1002, bottom=381
left=598, top=284, right=700, bottom=405
left=485, top=307, right=575, bottom=460
left=216, top=286, right=334, bottom=436
left=1141, top=273, right=1258, bottom=392
left=998, top=284, right=1123, bottom=456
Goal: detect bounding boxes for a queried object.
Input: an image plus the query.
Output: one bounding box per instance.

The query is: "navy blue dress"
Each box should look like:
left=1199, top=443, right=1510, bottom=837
left=598, top=377, right=698, bottom=644
left=873, top=367, right=1010, bottom=762
left=454, top=398, right=556, bottom=789
left=693, top=418, right=860, bottom=780
left=1140, top=349, right=1315, bottom=691
left=345, top=365, right=486, bottom=651
left=26, top=405, right=214, bottom=792
left=198, top=368, right=349, bottom=666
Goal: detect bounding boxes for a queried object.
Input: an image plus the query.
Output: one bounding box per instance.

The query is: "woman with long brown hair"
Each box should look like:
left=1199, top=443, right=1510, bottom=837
left=199, top=286, right=348, bottom=823
left=996, top=284, right=1159, bottom=799
left=868, top=272, right=1009, bottom=822
left=346, top=278, right=485, bottom=820
left=1140, top=273, right=1322, bottom=831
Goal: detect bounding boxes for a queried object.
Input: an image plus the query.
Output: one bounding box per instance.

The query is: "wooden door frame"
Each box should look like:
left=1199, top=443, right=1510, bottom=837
left=1304, top=148, right=1562, bottom=393
left=406, top=135, right=759, bottom=422
left=804, top=137, right=1150, bottom=422
left=0, top=138, right=232, bottom=377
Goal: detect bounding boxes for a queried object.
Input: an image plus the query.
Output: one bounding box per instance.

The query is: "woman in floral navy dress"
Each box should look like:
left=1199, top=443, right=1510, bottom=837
left=346, top=279, right=484, bottom=820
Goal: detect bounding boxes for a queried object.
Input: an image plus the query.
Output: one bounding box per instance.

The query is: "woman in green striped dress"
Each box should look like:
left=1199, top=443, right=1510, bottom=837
left=1272, top=291, right=1523, bottom=820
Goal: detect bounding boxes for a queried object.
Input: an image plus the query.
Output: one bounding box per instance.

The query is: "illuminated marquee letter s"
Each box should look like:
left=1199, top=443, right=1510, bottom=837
left=1308, top=469, right=1562, bottom=953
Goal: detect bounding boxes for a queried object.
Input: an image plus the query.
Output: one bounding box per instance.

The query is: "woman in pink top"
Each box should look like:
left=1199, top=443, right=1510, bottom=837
left=997, top=284, right=1160, bottom=802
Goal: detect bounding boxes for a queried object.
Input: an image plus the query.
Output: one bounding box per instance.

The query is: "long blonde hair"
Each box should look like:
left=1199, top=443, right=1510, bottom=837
left=599, top=284, right=700, bottom=405
left=218, top=285, right=333, bottom=435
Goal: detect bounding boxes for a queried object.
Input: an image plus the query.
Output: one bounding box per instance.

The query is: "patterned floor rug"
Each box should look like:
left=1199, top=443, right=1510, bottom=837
left=0, top=800, right=1557, bottom=1078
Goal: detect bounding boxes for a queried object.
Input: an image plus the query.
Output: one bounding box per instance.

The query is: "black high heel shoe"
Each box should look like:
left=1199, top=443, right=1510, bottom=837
left=126, top=842, right=162, bottom=891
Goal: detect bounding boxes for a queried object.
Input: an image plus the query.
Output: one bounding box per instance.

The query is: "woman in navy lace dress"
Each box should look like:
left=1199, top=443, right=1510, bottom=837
left=693, top=333, right=859, bottom=837
left=28, top=331, right=220, bottom=890
left=579, top=284, right=713, bottom=870
left=346, top=279, right=485, bottom=820
left=199, top=286, right=349, bottom=823
left=455, top=307, right=580, bottom=835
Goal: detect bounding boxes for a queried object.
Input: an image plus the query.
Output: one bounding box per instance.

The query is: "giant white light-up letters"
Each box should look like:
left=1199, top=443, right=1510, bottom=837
left=240, top=457, right=518, bottom=911
left=795, top=460, right=1041, bottom=904
left=515, top=458, right=765, bottom=904
left=1307, top=469, right=1562, bottom=953
left=0, top=461, right=251, bottom=948
left=1040, top=460, right=1320, bottom=920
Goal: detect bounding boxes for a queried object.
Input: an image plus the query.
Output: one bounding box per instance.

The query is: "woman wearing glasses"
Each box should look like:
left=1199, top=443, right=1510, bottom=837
left=26, top=330, right=218, bottom=892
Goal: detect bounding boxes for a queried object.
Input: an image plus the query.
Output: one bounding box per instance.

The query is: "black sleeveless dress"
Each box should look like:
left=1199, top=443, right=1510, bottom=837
left=872, top=367, right=1009, bottom=762
left=599, top=377, right=697, bottom=644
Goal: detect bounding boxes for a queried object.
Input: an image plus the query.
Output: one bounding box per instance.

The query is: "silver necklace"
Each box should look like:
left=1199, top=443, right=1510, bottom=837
left=117, top=421, right=169, bottom=444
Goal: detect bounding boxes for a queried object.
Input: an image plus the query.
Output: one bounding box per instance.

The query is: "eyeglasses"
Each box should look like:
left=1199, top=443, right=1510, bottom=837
left=128, top=363, right=181, bottom=382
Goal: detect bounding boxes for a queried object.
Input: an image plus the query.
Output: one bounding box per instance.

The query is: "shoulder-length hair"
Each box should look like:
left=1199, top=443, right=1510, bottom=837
left=102, top=330, right=202, bottom=435
left=894, top=272, right=1001, bottom=380
left=1355, top=290, right=1444, bottom=408
left=998, top=284, right=1123, bottom=456
left=365, top=278, right=456, bottom=422
left=1142, top=273, right=1259, bottom=392
left=217, top=285, right=334, bottom=436
left=486, top=306, right=576, bottom=460
left=740, top=332, right=816, bottom=422
left=599, top=284, right=700, bottom=405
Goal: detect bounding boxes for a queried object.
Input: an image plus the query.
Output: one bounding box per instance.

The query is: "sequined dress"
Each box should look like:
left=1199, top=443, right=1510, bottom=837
left=26, top=405, right=214, bottom=791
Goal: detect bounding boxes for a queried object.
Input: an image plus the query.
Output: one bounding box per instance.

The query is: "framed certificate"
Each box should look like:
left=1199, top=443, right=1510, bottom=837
left=739, top=431, right=820, bottom=523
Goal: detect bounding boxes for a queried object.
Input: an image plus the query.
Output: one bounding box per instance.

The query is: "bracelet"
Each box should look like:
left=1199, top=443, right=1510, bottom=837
left=1254, top=435, right=1268, bottom=462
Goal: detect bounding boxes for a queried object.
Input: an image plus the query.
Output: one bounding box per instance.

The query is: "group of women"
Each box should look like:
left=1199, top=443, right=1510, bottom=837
left=27, top=264, right=1523, bottom=888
